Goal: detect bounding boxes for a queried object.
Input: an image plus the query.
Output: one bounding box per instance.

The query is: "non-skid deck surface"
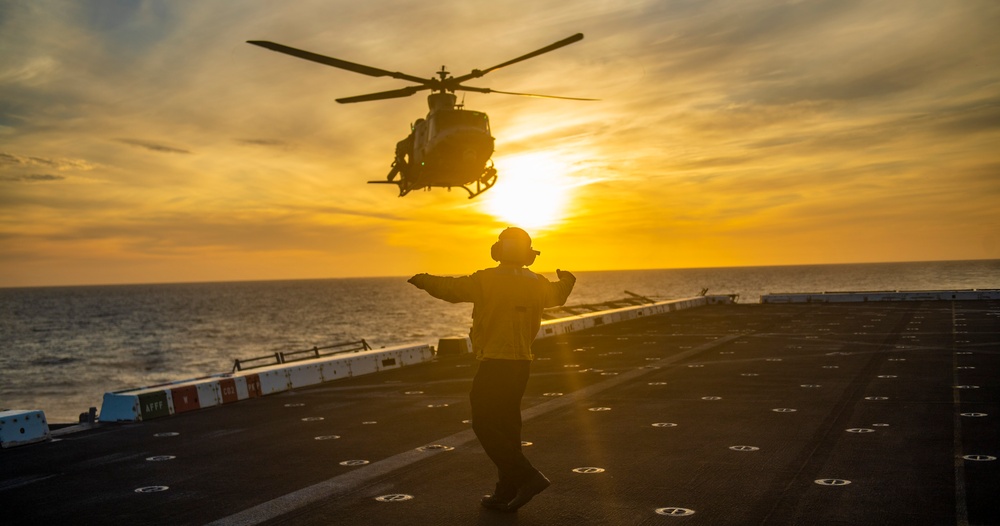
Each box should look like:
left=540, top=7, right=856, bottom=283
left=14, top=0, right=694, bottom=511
left=3, top=301, right=997, bottom=525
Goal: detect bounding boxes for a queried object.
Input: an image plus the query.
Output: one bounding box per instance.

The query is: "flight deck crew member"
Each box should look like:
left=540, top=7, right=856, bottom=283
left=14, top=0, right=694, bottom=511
left=408, top=227, right=576, bottom=512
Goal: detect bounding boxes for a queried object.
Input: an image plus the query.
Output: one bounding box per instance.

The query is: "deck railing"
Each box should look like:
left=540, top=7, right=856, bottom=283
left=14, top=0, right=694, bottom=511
left=232, top=339, right=372, bottom=372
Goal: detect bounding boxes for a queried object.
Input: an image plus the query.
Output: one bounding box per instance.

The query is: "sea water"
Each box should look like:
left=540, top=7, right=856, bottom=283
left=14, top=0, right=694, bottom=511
left=1, top=260, right=996, bottom=422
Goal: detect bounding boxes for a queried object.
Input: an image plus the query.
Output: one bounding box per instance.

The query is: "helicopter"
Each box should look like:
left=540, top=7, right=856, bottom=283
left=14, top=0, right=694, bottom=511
left=247, top=33, right=595, bottom=198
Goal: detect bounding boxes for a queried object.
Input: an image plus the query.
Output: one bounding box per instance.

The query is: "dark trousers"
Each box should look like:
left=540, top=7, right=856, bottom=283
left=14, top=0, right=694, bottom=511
left=469, top=359, right=536, bottom=491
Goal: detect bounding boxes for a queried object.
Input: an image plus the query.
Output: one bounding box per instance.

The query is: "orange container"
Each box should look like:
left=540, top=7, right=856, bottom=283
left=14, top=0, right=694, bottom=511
left=170, top=385, right=201, bottom=413
left=219, top=378, right=239, bottom=404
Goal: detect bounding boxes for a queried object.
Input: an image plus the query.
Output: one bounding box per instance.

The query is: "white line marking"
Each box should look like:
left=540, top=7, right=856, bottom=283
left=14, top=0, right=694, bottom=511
left=951, top=303, right=969, bottom=526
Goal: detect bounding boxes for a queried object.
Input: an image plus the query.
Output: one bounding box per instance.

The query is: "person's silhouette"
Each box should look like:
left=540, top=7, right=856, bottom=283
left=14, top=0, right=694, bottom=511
left=408, top=227, right=576, bottom=512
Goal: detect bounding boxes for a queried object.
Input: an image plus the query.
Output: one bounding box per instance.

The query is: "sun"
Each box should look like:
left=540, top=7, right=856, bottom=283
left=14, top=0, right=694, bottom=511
left=481, top=153, right=572, bottom=231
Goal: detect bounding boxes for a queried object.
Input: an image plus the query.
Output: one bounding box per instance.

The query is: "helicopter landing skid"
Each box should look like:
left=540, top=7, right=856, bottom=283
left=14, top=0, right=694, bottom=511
left=367, top=179, right=413, bottom=197
left=462, top=164, right=498, bottom=199
left=368, top=162, right=498, bottom=199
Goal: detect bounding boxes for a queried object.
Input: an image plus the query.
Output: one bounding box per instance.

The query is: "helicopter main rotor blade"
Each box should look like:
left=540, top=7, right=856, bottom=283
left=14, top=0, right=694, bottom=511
left=455, top=86, right=599, bottom=101
left=450, top=33, right=584, bottom=85
left=336, top=85, right=430, bottom=104
left=247, top=40, right=430, bottom=85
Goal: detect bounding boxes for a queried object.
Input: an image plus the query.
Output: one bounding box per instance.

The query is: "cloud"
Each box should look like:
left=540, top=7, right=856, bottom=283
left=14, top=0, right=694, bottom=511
left=0, top=173, right=66, bottom=183
left=0, top=152, right=96, bottom=170
left=236, top=139, right=288, bottom=148
left=116, top=139, right=192, bottom=154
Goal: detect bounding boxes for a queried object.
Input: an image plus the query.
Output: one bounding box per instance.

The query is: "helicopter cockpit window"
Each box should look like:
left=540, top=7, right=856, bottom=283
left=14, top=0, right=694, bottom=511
left=431, top=110, right=490, bottom=135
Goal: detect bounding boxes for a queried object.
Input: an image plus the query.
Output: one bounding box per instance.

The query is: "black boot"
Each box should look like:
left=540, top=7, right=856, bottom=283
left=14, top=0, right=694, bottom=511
left=480, top=482, right=517, bottom=512
left=506, top=471, right=550, bottom=511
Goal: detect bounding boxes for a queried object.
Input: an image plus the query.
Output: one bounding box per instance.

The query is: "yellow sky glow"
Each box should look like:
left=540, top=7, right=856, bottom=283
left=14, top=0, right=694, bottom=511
left=1, top=1, right=998, bottom=287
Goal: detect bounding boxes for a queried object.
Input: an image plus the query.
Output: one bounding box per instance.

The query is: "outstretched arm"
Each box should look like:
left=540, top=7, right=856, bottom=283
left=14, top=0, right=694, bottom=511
left=408, top=273, right=477, bottom=304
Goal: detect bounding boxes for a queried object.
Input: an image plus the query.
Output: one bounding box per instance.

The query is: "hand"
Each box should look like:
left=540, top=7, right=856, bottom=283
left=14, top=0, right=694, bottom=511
left=556, top=269, right=576, bottom=282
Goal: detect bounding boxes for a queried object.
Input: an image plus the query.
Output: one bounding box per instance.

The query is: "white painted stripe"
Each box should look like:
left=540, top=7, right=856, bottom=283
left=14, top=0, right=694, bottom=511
left=951, top=303, right=969, bottom=526
left=206, top=333, right=747, bottom=525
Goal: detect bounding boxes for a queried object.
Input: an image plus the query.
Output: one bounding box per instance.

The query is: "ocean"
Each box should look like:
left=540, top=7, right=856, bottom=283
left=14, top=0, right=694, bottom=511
left=1, top=260, right=997, bottom=423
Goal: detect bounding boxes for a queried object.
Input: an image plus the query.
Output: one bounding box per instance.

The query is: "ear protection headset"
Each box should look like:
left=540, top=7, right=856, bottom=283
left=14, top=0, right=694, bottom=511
left=490, top=227, right=541, bottom=266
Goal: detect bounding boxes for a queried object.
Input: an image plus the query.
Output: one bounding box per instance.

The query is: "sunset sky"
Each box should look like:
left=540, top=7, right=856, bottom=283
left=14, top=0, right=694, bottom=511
left=2, top=0, right=998, bottom=287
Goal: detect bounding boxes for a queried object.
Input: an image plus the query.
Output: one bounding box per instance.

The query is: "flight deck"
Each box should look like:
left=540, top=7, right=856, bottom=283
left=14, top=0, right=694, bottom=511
left=2, top=299, right=997, bottom=525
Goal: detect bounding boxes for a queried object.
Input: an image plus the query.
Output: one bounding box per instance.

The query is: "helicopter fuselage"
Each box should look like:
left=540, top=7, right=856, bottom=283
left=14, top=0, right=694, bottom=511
left=412, top=107, right=494, bottom=187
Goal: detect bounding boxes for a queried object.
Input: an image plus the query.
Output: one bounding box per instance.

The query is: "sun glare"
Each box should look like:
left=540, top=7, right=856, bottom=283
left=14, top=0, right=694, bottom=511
left=481, top=153, right=572, bottom=231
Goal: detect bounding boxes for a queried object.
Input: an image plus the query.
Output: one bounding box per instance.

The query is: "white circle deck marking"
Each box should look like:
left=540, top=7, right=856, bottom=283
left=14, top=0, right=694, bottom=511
left=521, top=441, right=533, bottom=446
left=877, top=375, right=897, bottom=378
left=543, top=392, right=564, bottom=396
left=963, top=455, right=996, bottom=461
left=314, top=435, right=341, bottom=441
left=427, top=404, right=449, bottom=408
left=687, top=365, right=704, bottom=368
left=741, top=373, right=759, bottom=377
left=656, top=507, right=695, bottom=516
left=888, top=358, right=906, bottom=361
left=564, top=364, right=580, bottom=368
left=801, top=384, right=822, bottom=388
left=956, top=366, right=976, bottom=369
left=872, top=423, right=890, bottom=427
left=362, top=421, right=377, bottom=425
left=846, top=428, right=875, bottom=433
left=773, top=408, right=797, bottom=413
left=153, top=432, right=179, bottom=437
left=375, top=494, right=413, bottom=502
left=284, top=403, right=305, bottom=407
left=766, top=358, right=783, bottom=362
left=960, top=413, right=988, bottom=418
left=729, top=445, right=760, bottom=451
left=653, top=423, right=678, bottom=428
left=823, top=366, right=839, bottom=369
left=865, top=396, right=889, bottom=401
left=573, top=467, right=605, bottom=474
left=339, top=460, right=369, bottom=466
left=648, top=382, right=667, bottom=386
left=146, top=455, right=175, bottom=461
left=815, top=479, right=851, bottom=486
left=589, top=407, right=611, bottom=412
left=701, top=396, right=722, bottom=401
left=416, top=444, right=454, bottom=452
left=135, top=486, right=169, bottom=493
left=953, top=385, right=980, bottom=389
left=601, top=372, right=619, bottom=376
left=404, top=391, right=424, bottom=395
left=720, top=351, right=734, bottom=354
left=301, top=417, right=324, bottom=422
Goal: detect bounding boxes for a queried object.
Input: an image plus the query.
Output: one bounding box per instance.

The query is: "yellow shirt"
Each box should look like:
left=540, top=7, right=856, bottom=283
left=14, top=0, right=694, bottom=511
left=411, top=264, right=576, bottom=360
